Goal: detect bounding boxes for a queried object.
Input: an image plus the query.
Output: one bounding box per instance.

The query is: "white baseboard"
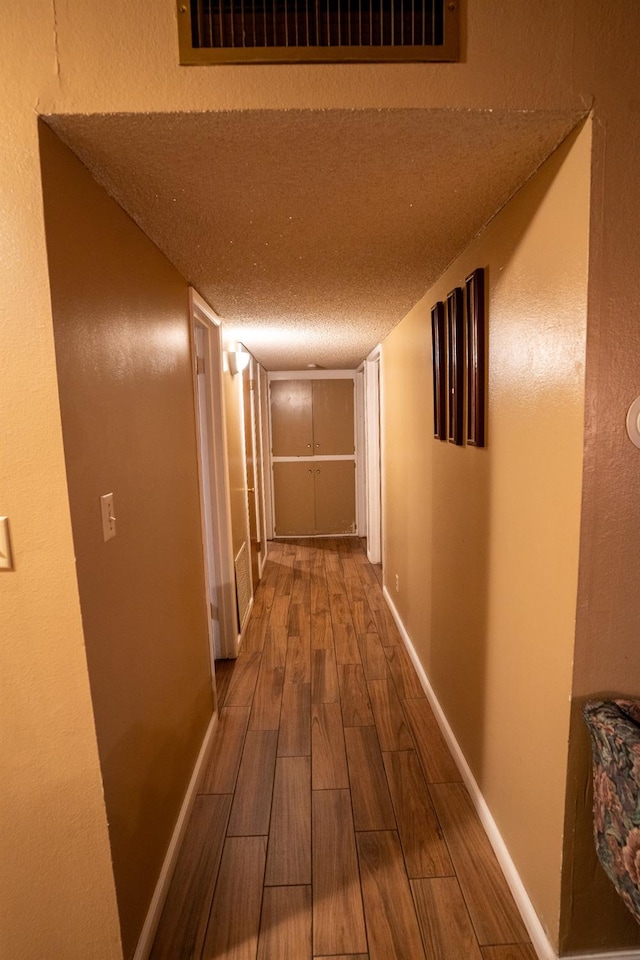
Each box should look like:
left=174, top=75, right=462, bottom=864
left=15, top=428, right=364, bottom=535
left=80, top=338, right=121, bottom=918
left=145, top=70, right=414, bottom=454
left=381, top=586, right=640, bottom=960
left=258, top=539, right=270, bottom=577
left=132, top=711, right=219, bottom=960
left=571, top=952, right=640, bottom=959
left=235, top=594, right=255, bottom=657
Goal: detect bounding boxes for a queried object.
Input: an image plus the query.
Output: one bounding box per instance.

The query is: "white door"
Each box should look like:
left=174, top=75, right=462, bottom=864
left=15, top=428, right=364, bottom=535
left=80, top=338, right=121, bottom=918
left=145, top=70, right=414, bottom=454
left=195, top=323, right=221, bottom=660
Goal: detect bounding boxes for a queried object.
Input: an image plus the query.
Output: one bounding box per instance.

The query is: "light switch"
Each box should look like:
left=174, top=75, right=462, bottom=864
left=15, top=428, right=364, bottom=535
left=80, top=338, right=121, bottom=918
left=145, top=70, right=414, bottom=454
left=0, top=517, right=14, bottom=570
left=100, top=493, right=116, bottom=541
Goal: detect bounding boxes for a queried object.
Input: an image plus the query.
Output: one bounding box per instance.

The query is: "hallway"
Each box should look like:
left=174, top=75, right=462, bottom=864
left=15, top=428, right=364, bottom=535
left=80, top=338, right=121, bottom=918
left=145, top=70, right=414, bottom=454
left=150, top=537, right=535, bottom=960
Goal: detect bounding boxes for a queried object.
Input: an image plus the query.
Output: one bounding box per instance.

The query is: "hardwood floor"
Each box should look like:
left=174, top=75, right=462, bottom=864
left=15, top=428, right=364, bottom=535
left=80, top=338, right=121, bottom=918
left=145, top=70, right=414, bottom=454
left=150, top=537, right=534, bottom=960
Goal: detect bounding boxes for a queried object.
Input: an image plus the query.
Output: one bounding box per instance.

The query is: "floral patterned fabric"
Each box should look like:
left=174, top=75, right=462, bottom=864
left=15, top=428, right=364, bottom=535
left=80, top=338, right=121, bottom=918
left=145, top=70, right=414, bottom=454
left=583, top=699, right=640, bottom=924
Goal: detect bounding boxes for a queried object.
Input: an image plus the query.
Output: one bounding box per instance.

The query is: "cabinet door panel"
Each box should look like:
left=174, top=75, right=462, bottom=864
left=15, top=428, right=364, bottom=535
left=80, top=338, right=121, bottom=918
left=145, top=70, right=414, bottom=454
left=273, top=461, right=315, bottom=536
left=314, top=461, right=356, bottom=535
left=312, top=380, right=354, bottom=455
left=271, top=380, right=313, bottom=456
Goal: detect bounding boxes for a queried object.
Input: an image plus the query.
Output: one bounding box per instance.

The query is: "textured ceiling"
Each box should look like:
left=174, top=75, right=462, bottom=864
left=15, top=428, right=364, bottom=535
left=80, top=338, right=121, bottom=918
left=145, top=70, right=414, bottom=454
left=47, top=109, right=582, bottom=369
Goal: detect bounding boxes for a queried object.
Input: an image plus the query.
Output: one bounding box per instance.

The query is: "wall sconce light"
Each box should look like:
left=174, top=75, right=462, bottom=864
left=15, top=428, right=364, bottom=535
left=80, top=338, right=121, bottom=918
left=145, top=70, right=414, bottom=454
left=228, top=347, right=250, bottom=376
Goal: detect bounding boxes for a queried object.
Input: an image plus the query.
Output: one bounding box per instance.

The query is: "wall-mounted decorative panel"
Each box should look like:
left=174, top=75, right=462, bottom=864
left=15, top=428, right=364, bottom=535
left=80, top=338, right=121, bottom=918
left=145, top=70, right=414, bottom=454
left=431, top=269, right=486, bottom=449
left=431, top=300, right=446, bottom=441
left=465, top=267, right=486, bottom=448
left=447, top=286, right=464, bottom=447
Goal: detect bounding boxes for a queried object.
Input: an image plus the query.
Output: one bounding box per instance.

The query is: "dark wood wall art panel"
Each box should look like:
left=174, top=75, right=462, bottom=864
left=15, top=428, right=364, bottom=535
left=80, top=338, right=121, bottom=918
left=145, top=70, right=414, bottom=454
left=446, top=287, right=464, bottom=446
left=430, top=301, right=447, bottom=441
left=465, top=268, right=486, bottom=447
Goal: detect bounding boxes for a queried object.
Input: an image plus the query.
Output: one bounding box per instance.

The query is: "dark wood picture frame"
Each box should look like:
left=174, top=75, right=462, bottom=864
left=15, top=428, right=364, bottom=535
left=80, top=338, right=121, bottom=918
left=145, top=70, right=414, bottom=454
left=431, top=301, right=447, bottom=440
left=465, top=267, right=486, bottom=447
left=447, top=287, right=464, bottom=446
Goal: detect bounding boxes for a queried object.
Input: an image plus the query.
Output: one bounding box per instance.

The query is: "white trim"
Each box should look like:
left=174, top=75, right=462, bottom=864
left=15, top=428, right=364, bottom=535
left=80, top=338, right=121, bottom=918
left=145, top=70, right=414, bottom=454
left=364, top=351, right=381, bottom=563
left=273, top=533, right=359, bottom=541
left=259, top=367, right=274, bottom=542
left=268, top=369, right=355, bottom=380
left=378, top=347, right=387, bottom=574
left=253, top=363, right=269, bottom=576
left=355, top=368, right=366, bottom=537
left=245, top=357, right=262, bottom=587
left=267, top=370, right=358, bottom=538
left=237, top=595, right=254, bottom=651
left=189, top=290, right=238, bottom=659
left=382, top=587, right=640, bottom=960
left=272, top=454, right=355, bottom=463
left=236, top=366, right=255, bottom=605
left=133, top=711, right=218, bottom=960
left=190, top=290, right=220, bottom=326
left=567, top=953, right=640, bottom=960
left=193, top=322, right=221, bottom=668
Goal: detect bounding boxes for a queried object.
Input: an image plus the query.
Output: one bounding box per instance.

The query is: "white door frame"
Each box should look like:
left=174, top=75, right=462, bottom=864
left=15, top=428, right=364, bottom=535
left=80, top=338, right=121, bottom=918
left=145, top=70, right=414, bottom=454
left=194, top=321, right=221, bottom=671
left=267, top=369, right=363, bottom=537
left=190, top=289, right=238, bottom=660
left=355, top=367, right=367, bottom=539
left=364, top=346, right=382, bottom=564
left=243, top=356, right=264, bottom=584
left=259, top=366, right=275, bottom=542
left=253, top=363, right=270, bottom=572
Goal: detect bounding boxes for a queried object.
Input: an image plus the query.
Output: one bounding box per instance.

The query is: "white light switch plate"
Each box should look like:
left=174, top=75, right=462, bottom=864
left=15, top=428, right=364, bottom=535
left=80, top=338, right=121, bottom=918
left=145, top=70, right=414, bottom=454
left=0, top=517, right=14, bottom=570
left=627, top=397, right=640, bottom=449
left=100, top=493, right=116, bottom=541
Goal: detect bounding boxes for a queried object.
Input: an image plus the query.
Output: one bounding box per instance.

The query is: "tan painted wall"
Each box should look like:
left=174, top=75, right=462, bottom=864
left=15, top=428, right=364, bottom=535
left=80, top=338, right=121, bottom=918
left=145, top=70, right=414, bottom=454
left=383, top=123, right=592, bottom=945
left=0, top=6, right=123, bottom=960
left=39, top=0, right=585, bottom=115
left=559, top=6, right=640, bottom=951
left=3, top=0, right=640, bottom=955
left=39, top=125, right=214, bottom=959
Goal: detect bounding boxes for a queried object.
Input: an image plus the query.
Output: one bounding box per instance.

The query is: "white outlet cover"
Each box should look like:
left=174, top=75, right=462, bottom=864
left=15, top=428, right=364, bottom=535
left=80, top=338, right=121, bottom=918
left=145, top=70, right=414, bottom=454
left=626, top=397, right=640, bottom=449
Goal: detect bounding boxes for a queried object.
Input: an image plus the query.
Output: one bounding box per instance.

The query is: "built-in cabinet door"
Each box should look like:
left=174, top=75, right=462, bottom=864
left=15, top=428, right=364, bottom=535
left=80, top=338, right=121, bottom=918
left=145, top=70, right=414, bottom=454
left=271, top=378, right=354, bottom=456
left=313, top=461, right=356, bottom=534
left=271, top=380, right=313, bottom=456
left=273, top=461, right=315, bottom=536
left=273, top=461, right=356, bottom=536
left=311, top=379, right=354, bottom=455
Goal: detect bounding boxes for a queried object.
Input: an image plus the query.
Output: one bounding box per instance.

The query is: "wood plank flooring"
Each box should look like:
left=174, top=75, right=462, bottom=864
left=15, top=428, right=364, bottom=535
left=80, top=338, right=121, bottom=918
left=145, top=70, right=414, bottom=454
left=150, top=537, right=534, bottom=960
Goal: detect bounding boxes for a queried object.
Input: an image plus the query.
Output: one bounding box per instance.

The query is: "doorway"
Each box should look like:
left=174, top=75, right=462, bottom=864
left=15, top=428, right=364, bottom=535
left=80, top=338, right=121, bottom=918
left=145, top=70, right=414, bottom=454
left=195, top=322, right=221, bottom=663
left=269, top=371, right=358, bottom=537
left=190, top=290, right=238, bottom=660
left=242, top=358, right=263, bottom=590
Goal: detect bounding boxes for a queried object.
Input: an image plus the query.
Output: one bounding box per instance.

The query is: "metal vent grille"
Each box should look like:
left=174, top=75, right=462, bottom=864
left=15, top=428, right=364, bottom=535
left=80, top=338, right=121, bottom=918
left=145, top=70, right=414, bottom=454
left=234, top=541, right=252, bottom=632
left=178, top=0, right=459, bottom=63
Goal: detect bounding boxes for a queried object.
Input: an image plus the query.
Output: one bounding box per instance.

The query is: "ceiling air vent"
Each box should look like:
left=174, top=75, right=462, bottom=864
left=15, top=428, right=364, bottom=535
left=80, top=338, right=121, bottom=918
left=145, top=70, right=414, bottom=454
left=177, top=0, right=459, bottom=64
